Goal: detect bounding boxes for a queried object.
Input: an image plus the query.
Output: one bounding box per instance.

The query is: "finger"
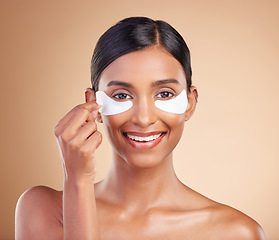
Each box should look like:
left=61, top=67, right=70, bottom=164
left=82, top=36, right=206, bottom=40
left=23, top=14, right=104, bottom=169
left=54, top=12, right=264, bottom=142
left=55, top=101, right=101, bottom=136
left=73, top=120, right=98, bottom=143
left=60, top=107, right=96, bottom=141
left=81, top=131, right=102, bottom=154
left=64, top=101, right=101, bottom=126
left=81, top=100, right=101, bottom=113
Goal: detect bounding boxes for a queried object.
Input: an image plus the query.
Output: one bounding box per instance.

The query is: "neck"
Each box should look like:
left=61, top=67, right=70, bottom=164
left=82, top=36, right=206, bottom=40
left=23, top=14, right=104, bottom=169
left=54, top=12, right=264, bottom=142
left=97, top=151, right=183, bottom=212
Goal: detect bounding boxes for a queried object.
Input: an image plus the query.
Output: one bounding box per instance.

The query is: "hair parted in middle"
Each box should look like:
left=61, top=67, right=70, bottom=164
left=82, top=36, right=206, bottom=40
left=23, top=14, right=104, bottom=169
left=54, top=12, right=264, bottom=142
left=91, top=16, right=192, bottom=92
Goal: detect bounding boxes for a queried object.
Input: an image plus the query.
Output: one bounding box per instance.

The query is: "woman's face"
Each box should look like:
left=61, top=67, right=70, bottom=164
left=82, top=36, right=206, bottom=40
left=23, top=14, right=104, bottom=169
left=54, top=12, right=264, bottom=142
left=97, top=46, right=196, bottom=168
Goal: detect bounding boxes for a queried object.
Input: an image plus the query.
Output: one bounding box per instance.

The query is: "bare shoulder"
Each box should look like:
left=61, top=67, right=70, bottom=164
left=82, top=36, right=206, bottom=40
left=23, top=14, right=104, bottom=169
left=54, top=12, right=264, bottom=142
left=177, top=186, right=266, bottom=240
left=15, top=185, right=63, bottom=240
left=210, top=203, right=266, bottom=240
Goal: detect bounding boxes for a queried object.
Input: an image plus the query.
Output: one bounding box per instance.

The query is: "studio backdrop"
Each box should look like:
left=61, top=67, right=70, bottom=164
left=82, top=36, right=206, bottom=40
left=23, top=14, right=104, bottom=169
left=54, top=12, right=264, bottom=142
left=0, top=1, right=278, bottom=239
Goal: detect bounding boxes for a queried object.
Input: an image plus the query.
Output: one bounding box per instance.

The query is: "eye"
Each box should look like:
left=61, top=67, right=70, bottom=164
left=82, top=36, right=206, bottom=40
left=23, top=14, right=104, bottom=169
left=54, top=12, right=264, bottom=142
left=112, top=93, right=132, bottom=100
left=156, top=91, right=175, bottom=100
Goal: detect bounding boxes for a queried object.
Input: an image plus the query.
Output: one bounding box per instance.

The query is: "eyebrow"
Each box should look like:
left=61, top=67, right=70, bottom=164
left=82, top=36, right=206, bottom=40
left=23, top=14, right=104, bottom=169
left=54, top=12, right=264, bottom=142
left=152, top=79, right=181, bottom=87
left=106, top=78, right=180, bottom=88
left=107, top=81, right=133, bottom=88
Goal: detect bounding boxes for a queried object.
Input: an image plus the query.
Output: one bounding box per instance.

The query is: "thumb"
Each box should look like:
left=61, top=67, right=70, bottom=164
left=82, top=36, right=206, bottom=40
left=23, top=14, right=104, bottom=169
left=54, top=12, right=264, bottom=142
left=85, top=88, right=96, bottom=103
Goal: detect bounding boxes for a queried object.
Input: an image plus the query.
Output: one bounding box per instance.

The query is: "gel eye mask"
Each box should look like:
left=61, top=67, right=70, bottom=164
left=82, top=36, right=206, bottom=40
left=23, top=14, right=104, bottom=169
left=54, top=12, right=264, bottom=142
left=95, top=89, right=188, bottom=116
left=155, top=89, right=188, bottom=114
left=96, top=91, right=133, bottom=116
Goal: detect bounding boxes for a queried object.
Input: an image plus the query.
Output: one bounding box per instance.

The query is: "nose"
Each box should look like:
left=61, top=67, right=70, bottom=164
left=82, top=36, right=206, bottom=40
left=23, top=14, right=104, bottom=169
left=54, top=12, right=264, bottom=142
left=130, top=95, right=157, bottom=128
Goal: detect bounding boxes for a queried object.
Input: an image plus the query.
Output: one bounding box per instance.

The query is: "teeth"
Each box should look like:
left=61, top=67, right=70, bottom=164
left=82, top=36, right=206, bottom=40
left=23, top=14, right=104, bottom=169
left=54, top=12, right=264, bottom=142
left=127, top=133, right=162, bottom=142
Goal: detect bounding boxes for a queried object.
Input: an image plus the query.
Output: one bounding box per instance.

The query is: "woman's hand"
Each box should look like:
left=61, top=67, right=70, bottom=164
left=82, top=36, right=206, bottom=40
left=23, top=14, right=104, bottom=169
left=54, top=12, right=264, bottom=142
left=54, top=99, right=102, bottom=239
left=54, top=100, right=102, bottom=183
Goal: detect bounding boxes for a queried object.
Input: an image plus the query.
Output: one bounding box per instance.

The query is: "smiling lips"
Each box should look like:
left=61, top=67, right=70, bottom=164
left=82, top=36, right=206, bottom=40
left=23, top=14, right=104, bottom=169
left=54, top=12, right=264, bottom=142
left=123, top=132, right=166, bottom=150
left=127, top=133, right=162, bottom=142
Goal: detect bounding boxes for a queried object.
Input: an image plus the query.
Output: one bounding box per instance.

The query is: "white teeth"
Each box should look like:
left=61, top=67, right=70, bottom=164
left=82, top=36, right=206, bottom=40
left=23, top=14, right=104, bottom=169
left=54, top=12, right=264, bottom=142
left=127, top=133, right=162, bottom=142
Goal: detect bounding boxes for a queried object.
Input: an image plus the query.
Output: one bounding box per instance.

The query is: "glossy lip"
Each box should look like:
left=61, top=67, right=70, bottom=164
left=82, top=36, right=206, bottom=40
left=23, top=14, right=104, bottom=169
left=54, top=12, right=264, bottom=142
left=122, top=131, right=167, bottom=150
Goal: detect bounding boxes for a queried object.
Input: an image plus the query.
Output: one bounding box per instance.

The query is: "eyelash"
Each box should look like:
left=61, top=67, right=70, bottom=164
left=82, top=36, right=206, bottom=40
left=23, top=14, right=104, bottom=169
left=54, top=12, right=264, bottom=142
left=112, top=92, right=132, bottom=100
left=155, top=90, right=175, bottom=100
left=112, top=90, right=175, bottom=101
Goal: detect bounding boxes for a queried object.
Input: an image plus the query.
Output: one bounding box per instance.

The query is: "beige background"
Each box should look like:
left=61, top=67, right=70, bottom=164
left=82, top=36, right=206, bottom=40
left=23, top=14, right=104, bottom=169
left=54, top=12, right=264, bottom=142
left=1, top=0, right=278, bottom=239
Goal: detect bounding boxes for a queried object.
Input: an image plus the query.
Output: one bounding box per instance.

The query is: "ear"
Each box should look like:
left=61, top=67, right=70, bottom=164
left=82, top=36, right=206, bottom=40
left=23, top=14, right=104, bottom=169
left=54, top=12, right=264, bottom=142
left=185, top=86, right=198, bottom=121
left=85, top=88, right=103, bottom=123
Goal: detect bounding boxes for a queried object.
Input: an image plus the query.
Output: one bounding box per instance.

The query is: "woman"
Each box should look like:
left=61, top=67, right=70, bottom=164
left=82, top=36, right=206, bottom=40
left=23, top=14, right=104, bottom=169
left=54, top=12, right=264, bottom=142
left=15, top=17, right=265, bottom=240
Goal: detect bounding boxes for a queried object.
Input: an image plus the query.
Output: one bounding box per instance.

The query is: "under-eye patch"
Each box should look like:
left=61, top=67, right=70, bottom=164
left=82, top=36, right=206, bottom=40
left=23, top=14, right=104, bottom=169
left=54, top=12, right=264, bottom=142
left=96, top=91, right=133, bottom=116
left=96, top=89, right=188, bottom=116
left=155, top=89, right=188, bottom=114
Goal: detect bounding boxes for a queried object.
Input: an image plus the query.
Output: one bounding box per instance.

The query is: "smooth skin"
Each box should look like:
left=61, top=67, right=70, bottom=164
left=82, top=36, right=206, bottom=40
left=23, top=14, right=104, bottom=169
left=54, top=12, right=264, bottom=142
left=15, top=46, right=265, bottom=240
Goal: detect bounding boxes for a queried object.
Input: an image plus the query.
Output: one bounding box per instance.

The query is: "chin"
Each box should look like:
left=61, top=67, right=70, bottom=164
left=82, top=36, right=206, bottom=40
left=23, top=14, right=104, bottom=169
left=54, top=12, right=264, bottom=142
left=114, top=150, right=173, bottom=170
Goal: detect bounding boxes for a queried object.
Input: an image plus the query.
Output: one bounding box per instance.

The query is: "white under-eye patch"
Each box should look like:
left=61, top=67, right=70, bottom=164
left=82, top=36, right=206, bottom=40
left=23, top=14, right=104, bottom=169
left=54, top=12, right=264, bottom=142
left=96, top=89, right=188, bottom=116
left=96, top=91, right=133, bottom=116
left=155, top=89, right=188, bottom=114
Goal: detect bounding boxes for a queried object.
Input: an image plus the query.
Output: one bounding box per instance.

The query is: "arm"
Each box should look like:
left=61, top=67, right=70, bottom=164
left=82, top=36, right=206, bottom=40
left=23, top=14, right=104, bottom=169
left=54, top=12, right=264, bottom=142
left=54, top=100, right=102, bottom=240
left=63, top=177, right=99, bottom=240
left=15, top=100, right=102, bottom=240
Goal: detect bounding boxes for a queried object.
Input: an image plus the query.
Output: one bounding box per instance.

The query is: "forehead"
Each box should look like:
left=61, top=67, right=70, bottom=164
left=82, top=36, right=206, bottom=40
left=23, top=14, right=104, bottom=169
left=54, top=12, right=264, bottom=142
left=98, top=46, right=186, bottom=90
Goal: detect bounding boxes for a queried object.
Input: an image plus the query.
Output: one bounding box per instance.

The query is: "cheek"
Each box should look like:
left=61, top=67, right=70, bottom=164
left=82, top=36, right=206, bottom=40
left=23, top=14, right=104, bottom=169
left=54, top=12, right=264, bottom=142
left=101, top=110, right=185, bottom=149
left=102, top=113, right=128, bottom=129
left=101, top=114, right=126, bottom=144
left=160, top=113, right=185, bottom=140
left=160, top=111, right=185, bottom=127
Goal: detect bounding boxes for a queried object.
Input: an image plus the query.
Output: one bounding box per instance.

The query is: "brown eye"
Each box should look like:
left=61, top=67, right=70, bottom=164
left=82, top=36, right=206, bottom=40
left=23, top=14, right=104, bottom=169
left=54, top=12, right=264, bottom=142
left=156, top=91, right=174, bottom=99
left=113, top=93, right=131, bottom=100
